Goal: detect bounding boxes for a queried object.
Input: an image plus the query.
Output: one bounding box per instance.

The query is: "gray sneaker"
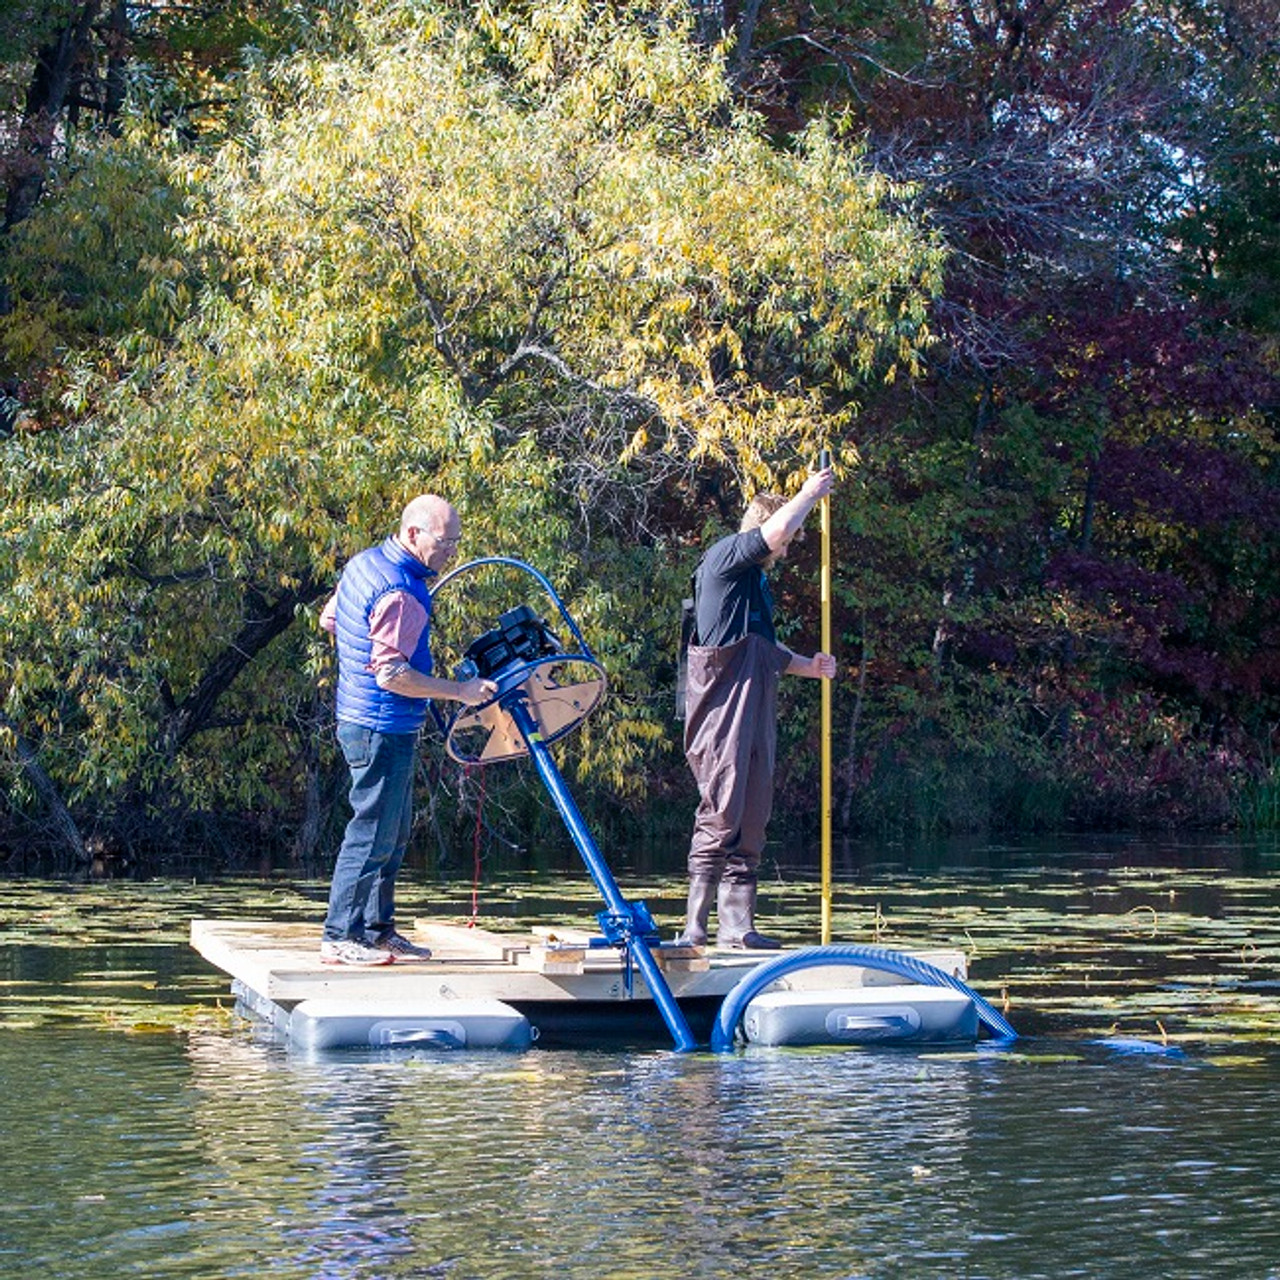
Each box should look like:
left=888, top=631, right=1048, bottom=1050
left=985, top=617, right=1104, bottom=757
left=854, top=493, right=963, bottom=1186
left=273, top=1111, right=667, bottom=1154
left=374, top=931, right=433, bottom=962
left=319, top=938, right=395, bottom=967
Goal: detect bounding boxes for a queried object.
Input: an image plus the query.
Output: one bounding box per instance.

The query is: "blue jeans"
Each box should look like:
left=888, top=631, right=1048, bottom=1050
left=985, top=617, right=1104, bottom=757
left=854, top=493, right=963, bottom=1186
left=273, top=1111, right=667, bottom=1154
left=322, top=723, right=418, bottom=943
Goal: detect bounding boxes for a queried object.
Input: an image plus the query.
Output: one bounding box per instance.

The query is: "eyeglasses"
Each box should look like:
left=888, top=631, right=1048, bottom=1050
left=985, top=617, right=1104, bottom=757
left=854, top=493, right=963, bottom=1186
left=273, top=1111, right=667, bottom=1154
left=408, top=527, right=461, bottom=548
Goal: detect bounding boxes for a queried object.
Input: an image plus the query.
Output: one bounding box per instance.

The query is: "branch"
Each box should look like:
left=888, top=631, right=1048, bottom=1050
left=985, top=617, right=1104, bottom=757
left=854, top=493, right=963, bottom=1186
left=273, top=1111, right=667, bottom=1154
left=496, top=341, right=658, bottom=415
left=752, top=33, right=945, bottom=91
left=159, top=579, right=322, bottom=756
left=0, top=710, right=87, bottom=864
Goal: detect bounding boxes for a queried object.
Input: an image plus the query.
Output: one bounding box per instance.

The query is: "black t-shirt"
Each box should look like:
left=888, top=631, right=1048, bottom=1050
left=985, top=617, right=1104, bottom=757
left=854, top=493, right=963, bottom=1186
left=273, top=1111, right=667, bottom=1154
left=693, top=527, right=776, bottom=647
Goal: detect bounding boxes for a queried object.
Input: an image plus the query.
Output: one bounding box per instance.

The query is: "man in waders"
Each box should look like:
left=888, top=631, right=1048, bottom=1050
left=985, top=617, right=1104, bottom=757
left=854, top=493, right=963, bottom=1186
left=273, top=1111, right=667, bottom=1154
left=678, top=466, right=837, bottom=949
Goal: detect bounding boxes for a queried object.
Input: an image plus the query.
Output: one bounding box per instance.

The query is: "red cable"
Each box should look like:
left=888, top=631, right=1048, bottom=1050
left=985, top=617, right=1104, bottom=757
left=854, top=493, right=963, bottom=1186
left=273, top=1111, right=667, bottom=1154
left=467, top=763, right=486, bottom=926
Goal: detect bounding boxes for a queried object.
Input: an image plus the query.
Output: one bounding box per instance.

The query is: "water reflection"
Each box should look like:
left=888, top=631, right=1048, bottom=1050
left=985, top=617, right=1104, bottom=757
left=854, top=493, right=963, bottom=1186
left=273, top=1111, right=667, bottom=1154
left=185, top=1033, right=415, bottom=1277
left=1, top=1023, right=1278, bottom=1279
left=179, top=1032, right=986, bottom=1280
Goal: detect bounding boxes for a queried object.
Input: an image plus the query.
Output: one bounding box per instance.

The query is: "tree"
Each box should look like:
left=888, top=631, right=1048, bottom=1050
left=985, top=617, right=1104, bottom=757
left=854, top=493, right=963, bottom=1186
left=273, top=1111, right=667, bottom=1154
left=0, top=0, right=310, bottom=440
left=694, top=0, right=1280, bottom=833
left=0, top=0, right=939, bottom=864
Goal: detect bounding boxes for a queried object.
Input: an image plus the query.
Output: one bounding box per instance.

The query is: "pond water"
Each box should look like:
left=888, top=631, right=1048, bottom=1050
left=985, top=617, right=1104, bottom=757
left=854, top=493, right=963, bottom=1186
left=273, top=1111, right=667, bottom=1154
left=2, top=847, right=1279, bottom=1278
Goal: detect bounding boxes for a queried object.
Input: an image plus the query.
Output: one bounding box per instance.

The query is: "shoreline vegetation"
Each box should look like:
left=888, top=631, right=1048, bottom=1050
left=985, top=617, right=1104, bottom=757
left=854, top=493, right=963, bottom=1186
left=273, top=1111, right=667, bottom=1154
left=2, top=3, right=1278, bottom=877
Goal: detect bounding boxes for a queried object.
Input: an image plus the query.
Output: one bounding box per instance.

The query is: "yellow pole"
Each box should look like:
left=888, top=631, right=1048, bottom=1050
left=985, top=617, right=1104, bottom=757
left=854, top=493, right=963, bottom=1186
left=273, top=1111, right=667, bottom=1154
left=819, top=448, right=833, bottom=944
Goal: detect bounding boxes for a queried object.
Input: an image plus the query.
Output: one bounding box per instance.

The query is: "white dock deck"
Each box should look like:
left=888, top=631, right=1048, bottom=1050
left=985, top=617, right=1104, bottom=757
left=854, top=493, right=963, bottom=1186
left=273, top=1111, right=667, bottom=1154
left=190, top=918, right=967, bottom=1012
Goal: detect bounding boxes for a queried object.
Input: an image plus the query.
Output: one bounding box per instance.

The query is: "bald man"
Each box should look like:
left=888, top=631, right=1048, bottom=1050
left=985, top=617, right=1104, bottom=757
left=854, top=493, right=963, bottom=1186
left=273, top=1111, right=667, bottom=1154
left=318, top=495, right=496, bottom=966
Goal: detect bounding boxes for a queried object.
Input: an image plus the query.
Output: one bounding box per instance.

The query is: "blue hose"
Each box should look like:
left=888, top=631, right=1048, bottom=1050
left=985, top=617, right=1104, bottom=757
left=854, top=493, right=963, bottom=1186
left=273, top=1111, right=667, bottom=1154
left=710, top=944, right=1018, bottom=1052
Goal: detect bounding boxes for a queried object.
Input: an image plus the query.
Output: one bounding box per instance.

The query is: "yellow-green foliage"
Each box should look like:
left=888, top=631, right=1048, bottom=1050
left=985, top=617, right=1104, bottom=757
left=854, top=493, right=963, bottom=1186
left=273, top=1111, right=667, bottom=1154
left=0, top=0, right=940, bottom=833
left=1, top=122, right=195, bottom=371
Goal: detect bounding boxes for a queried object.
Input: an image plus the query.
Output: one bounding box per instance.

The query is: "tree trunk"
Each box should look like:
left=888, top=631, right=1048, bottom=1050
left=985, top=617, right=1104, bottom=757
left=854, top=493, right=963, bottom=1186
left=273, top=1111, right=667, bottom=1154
left=4, top=1, right=104, bottom=232
left=289, top=686, right=328, bottom=868
left=932, top=380, right=993, bottom=670
left=1079, top=461, right=1097, bottom=552
left=731, top=0, right=766, bottom=71
left=102, top=0, right=130, bottom=127
left=689, top=0, right=725, bottom=45
left=838, top=614, right=869, bottom=832
left=159, top=583, right=319, bottom=758
left=0, top=711, right=87, bottom=865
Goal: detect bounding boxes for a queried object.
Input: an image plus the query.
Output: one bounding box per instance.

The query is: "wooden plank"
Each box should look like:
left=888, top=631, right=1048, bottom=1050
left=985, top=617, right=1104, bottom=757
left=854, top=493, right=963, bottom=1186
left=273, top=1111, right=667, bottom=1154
left=190, top=919, right=317, bottom=1001
left=528, top=926, right=710, bottom=973
left=410, top=919, right=531, bottom=964
left=531, top=926, right=595, bottom=945
left=189, top=917, right=733, bottom=1005
left=524, top=945, right=586, bottom=976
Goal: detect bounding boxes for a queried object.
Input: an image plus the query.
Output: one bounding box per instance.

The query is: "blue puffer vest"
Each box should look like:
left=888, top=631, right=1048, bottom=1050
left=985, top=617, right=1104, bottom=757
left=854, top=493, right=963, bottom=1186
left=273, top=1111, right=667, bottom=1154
left=334, top=536, right=436, bottom=733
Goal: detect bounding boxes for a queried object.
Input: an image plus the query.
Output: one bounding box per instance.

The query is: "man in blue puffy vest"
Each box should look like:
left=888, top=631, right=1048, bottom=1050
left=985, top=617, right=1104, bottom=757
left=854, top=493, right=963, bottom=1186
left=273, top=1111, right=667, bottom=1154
left=318, top=494, right=497, bottom=966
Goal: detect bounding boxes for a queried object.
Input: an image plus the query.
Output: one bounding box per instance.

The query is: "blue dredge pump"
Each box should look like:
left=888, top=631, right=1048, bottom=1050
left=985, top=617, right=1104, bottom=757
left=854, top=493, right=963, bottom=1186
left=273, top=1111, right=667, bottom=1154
left=431, top=557, right=1016, bottom=1055
left=431, top=558, right=698, bottom=1053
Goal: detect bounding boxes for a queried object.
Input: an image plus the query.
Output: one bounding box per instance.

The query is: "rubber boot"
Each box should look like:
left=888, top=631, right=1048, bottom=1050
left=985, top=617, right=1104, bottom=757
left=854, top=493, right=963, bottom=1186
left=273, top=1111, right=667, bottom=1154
left=716, top=878, right=782, bottom=950
left=674, top=875, right=718, bottom=947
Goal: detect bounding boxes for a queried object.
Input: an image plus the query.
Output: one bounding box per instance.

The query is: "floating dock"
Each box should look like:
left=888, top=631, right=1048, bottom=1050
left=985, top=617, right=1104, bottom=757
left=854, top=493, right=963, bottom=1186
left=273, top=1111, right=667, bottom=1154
left=190, top=917, right=976, bottom=1050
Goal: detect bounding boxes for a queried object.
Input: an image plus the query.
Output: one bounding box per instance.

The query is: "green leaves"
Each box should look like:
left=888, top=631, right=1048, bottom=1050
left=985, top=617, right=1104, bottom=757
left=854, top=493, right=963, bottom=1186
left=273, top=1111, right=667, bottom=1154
left=1, top=1, right=936, bottom=855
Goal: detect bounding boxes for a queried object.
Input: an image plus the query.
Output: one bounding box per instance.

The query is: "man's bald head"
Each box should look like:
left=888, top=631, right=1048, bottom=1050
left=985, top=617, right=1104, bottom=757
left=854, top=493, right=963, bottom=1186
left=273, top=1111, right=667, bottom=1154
left=400, top=494, right=454, bottom=539
left=399, top=494, right=462, bottom=572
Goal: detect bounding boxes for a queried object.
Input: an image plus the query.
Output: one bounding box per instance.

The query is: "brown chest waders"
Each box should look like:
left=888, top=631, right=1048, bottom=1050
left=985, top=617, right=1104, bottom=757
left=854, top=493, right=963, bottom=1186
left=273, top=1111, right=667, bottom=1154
left=680, top=634, right=791, bottom=948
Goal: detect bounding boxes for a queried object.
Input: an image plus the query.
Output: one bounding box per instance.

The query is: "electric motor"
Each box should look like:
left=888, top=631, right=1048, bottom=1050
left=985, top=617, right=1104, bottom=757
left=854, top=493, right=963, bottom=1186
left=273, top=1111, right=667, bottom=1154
left=455, top=604, right=562, bottom=682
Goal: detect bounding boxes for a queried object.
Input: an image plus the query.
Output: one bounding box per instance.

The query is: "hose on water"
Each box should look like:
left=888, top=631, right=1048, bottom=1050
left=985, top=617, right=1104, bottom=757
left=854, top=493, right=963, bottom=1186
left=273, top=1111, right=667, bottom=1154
left=709, top=943, right=1018, bottom=1053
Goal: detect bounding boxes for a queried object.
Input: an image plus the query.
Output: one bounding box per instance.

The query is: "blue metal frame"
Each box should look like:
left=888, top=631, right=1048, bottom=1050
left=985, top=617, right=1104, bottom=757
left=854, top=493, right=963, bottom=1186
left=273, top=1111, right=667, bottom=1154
left=505, top=695, right=696, bottom=1051
left=430, top=558, right=698, bottom=1053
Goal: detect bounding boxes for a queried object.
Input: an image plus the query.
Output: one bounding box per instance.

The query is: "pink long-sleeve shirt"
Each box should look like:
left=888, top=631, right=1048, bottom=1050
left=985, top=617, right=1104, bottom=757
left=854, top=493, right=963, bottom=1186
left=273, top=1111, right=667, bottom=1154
left=320, top=590, right=430, bottom=674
